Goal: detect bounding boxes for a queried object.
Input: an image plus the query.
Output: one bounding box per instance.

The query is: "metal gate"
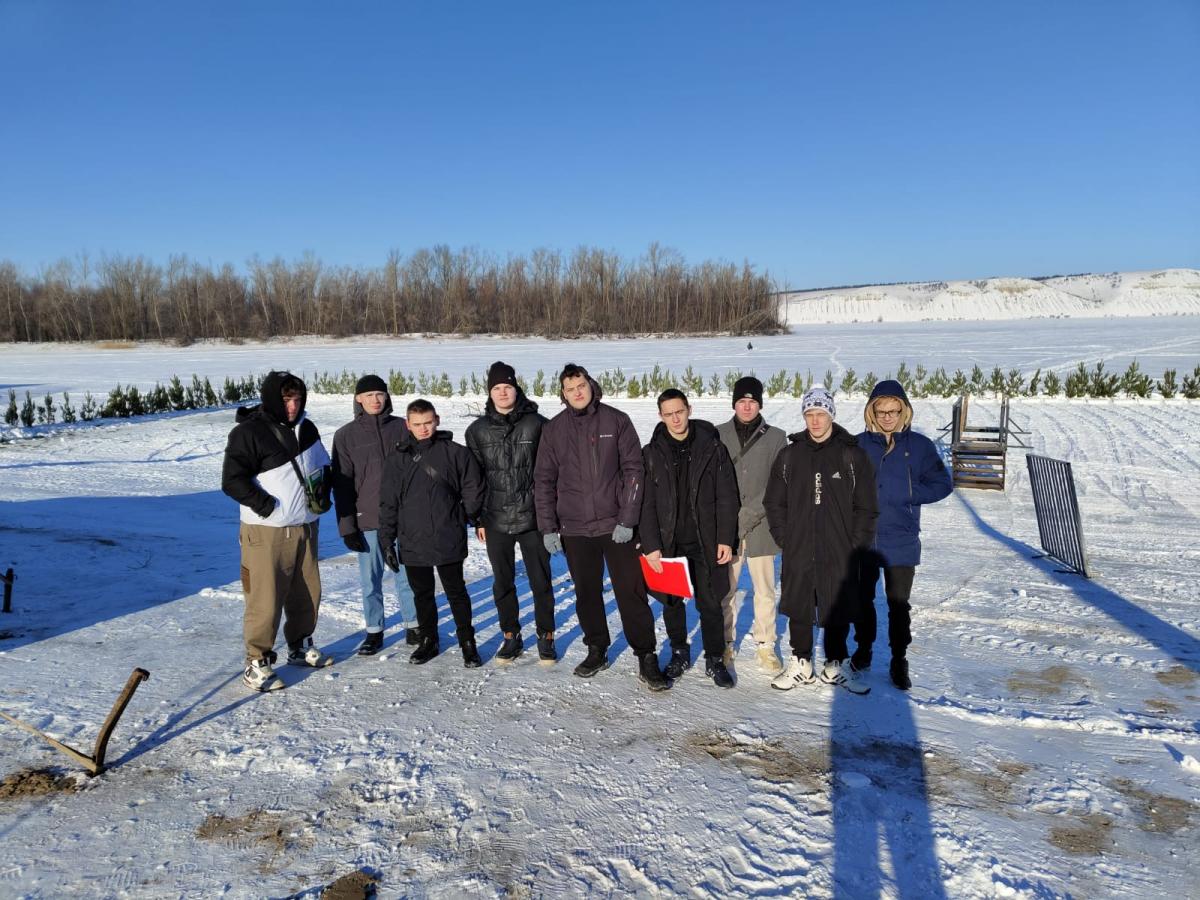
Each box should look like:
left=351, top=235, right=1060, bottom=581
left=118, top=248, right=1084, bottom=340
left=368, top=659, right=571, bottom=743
left=1026, top=454, right=1089, bottom=577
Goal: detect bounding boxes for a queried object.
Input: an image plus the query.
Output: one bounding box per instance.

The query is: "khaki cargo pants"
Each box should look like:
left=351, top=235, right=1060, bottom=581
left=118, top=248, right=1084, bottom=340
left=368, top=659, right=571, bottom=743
left=721, top=540, right=779, bottom=646
left=239, top=521, right=321, bottom=663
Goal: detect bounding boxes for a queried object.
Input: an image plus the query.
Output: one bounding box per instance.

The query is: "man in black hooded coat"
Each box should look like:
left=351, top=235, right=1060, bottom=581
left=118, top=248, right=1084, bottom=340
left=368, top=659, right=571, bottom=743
left=465, top=361, right=557, bottom=662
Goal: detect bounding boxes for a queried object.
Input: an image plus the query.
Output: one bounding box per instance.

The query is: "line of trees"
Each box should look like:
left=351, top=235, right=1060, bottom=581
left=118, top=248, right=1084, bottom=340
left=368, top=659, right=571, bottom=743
left=0, top=244, right=779, bottom=343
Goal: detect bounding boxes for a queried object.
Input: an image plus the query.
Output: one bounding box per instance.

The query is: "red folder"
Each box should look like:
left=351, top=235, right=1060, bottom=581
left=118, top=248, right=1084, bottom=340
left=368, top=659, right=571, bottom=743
left=639, top=555, right=695, bottom=599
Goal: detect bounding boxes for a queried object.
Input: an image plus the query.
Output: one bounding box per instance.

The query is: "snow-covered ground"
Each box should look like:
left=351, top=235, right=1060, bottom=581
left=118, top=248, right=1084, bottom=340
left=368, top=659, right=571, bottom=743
left=783, top=268, right=1200, bottom=324
left=1, top=330, right=1199, bottom=898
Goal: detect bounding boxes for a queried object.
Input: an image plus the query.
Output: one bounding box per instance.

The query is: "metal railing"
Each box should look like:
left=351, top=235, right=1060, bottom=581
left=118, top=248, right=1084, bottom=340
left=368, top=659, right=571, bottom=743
left=1026, top=454, right=1089, bottom=577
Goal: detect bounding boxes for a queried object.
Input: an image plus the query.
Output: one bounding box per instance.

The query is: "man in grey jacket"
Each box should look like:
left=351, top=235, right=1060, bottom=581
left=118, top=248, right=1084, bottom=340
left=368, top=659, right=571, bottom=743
left=717, top=376, right=788, bottom=674
left=331, top=374, right=417, bottom=656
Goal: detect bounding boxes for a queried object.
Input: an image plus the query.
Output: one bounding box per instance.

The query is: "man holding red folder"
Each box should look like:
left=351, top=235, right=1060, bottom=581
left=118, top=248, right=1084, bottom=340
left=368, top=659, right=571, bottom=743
left=640, top=389, right=740, bottom=688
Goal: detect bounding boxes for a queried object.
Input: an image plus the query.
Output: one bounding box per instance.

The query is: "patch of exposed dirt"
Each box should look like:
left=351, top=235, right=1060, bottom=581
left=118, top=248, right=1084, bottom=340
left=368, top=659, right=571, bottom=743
left=925, top=753, right=1030, bottom=807
left=0, top=767, right=80, bottom=799
left=1144, top=698, right=1179, bottom=714
left=1155, top=666, right=1198, bottom=687
left=1110, top=778, right=1197, bottom=834
left=1007, top=664, right=1087, bottom=697
left=322, top=869, right=379, bottom=899
left=196, top=808, right=310, bottom=871
left=1048, top=814, right=1114, bottom=855
left=684, top=730, right=828, bottom=792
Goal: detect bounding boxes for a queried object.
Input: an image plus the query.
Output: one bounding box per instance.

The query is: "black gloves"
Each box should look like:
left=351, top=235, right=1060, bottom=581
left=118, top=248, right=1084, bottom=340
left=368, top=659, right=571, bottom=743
left=384, top=544, right=401, bottom=573
left=343, top=531, right=369, bottom=553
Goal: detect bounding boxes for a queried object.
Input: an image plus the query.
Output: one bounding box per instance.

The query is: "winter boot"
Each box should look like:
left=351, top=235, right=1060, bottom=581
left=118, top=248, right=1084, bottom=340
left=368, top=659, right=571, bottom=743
left=756, top=643, right=784, bottom=675
left=496, top=632, right=524, bottom=661
left=409, top=633, right=440, bottom=665
left=771, top=655, right=815, bottom=691
left=243, top=657, right=284, bottom=692
left=821, top=659, right=870, bottom=694
left=460, top=637, right=482, bottom=668
left=405, top=627, right=421, bottom=646
left=664, top=645, right=692, bottom=680
left=357, top=632, right=384, bottom=657
left=573, top=644, right=610, bottom=678
left=890, top=657, right=911, bottom=690
left=637, top=652, right=671, bottom=692
left=537, top=633, right=558, bottom=662
left=287, top=637, right=333, bottom=668
left=705, top=656, right=735, bottom=689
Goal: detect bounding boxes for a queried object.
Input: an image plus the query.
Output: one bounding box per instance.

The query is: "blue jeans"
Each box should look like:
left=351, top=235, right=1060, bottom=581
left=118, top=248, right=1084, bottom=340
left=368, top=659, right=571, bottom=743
left=358, top=530, right=416, bottom=632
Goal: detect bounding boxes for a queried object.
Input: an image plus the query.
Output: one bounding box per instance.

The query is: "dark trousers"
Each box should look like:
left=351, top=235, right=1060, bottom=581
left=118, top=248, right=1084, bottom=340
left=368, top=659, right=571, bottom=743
left=562, top=534, right=656, bottom=655
left=661, top=545, right=727, bottom=659
left=405, top=562, right=475, bottom=645
left=788, top=590, right=851, bottom=662
left=853, top=564, right=916, bottom=663
left=486, top=528, right=556, bottom=637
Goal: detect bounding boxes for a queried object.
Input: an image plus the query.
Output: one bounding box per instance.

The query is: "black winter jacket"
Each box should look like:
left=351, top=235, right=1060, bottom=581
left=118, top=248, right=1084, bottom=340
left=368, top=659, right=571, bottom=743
left=221, top=371, right=330, bottom=526
left=378, top=430, right=484, bottom=567
left=763, top=423, right=879, bottom=626
left=464, top=393, right=547, bottom=535
left=639, top=420, right=740, bottom=600
left=331, top=395, right=408, bottom=536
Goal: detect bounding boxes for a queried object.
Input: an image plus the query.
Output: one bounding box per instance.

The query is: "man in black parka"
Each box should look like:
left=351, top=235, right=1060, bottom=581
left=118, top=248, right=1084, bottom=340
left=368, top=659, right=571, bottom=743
left=465, top=361, right=557, bottom=662
left=764, top=387, right=878, bottom=695
left=378, top=398, right=485, bottom=667
left=640, top=390, right=740, bottom=688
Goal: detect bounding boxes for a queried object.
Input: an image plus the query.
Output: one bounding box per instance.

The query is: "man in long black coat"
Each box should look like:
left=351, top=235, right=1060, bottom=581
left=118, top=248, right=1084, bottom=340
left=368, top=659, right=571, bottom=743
left=378, top=398, right=484, bottom=667
left=465, top=361, right=557, bottom=662
left=764, top=387, right=878, bottom=695
left=640, top=390, right=740, bottom=688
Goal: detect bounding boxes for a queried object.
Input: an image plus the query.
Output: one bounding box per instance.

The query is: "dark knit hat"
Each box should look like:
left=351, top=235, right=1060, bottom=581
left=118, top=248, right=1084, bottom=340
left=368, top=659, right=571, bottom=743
left=354, top=374, right=388, bottom=395
left=487, top=361, right=518, bottom=391
left=732, top=375, right=764, bottom=408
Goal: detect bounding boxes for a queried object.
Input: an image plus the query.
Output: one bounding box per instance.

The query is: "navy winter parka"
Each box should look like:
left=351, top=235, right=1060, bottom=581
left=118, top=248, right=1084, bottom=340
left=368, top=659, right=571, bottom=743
left=856, top=380, right=953, bottom=567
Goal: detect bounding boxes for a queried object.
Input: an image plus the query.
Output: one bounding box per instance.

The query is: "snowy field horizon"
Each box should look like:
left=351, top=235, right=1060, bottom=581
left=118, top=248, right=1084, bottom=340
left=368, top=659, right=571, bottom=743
left=1, top=315, right=1199, bottom=897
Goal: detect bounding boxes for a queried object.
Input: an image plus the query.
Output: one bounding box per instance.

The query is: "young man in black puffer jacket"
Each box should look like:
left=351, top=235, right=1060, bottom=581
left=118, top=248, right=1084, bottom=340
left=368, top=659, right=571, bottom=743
left=378, top=398, right=485, bottom=667
left=465, top=362, right=557, bottom=662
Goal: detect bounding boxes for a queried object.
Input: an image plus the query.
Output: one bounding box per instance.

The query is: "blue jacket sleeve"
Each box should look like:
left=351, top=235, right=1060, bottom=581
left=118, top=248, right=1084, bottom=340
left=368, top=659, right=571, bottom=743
left=910, top=434, right=953, bottom=505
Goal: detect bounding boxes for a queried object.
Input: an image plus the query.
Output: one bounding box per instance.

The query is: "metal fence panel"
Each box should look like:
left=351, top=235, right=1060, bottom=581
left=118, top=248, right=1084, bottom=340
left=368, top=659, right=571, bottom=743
left=1026, top=454, right=1089, bottom=577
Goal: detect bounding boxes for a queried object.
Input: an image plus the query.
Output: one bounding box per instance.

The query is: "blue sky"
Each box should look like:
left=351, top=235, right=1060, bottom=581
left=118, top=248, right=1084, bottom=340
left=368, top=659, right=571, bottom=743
left=1, top=0, right=1196, bottom=288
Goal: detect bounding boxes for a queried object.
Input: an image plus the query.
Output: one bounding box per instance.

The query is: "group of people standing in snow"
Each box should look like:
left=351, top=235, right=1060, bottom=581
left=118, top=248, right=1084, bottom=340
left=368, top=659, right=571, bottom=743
left=220, top=361, right=952, bottom=696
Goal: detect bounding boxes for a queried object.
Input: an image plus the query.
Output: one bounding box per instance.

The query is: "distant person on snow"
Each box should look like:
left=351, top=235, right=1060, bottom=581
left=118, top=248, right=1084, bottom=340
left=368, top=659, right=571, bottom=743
left=764, top=387, right=878, bottom=695
left=331, top=374, right=418, bottom=657
left=378, top=398, right=484, bottom=667
left=639, top=389, right=740, bottom=688
left=221, top=371, right=334, bottom=692
left=533, top=363, right=670, bottom=691
left=850, top=380, right=953, bottom=689
left=465, top=362, right=558, bottom=663
left=717, top=376, right=788, bottom=675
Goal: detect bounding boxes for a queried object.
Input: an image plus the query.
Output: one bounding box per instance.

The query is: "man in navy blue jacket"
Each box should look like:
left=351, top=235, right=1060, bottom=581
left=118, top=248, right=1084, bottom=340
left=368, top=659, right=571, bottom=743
left=851, top=380, right=953, bottom=689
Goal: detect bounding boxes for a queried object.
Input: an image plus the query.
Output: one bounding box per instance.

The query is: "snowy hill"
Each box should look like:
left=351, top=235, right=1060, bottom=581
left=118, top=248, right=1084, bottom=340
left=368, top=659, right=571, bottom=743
left=783, top=268, right=1200, bottom=324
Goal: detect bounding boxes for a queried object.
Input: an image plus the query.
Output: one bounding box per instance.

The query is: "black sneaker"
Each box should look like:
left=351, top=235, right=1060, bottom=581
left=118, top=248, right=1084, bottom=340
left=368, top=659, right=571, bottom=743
left=405, top=628, right=421, bottom=646
left=705, top=656, right=735, bottom=689
left=496, top=632, right=524, bottom=661
left=461, top=637, right=482, bottom=668
left=890, top=657, right=911, bottom=690
left=537, top=633, right=558, bottom=662
left=409, top=634, right=440, bottom=665
left=357, top=632, right=384, bottom=657
left=638, top=653, right=671, bottom=692
left=573, top=644, right=610, bottom=678
left=664, top=645, right=692, bottom=680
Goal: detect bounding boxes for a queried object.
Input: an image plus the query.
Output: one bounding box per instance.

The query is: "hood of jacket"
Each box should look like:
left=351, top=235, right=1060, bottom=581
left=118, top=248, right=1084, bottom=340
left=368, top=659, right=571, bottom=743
left=485, top=390, right=538, bottom=423
left=787, top=421, right=858, bottom=449
left=398, top=428, right=454, bottom=453
left=648, top=417, right=719, bottom=452
left=865, top=378, right=913, bottom=434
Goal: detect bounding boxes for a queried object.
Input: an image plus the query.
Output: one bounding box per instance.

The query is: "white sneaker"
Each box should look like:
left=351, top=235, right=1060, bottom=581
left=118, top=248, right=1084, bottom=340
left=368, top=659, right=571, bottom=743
left=771, top=655, right=815, bottom=690
left=756, top=644, right=784, bottom=675
left=287, top=637, right=333, bottom=668
left=821, top=659, right=870, bottom=694
left=243, top=658, right=285, bottom=692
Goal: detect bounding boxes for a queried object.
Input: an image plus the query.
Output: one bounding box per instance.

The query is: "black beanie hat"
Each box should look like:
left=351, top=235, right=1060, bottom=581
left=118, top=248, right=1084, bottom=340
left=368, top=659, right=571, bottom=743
left=354, top=374, right=388, bottom=395
left=732, top=375, right=764, bottom=408
left=487, top=361, right=518, bottom=391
